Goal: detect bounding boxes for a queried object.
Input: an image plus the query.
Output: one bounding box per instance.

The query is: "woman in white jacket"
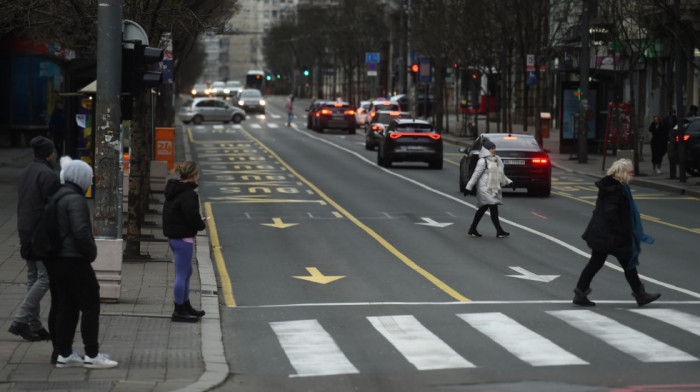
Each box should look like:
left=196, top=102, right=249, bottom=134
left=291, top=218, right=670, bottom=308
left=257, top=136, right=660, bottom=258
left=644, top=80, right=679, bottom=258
left=465, top=140, right=513, bottom=238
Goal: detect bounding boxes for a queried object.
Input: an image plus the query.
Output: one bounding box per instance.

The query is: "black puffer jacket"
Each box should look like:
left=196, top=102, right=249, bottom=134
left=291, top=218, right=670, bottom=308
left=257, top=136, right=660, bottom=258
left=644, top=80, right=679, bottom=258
left=55, top=182, right=97, bottom=262
left=17, top=158, right=60, bottom=246
left=581, top=175, right=633, bottom=260
left=162, top=179, right=205, bottom=239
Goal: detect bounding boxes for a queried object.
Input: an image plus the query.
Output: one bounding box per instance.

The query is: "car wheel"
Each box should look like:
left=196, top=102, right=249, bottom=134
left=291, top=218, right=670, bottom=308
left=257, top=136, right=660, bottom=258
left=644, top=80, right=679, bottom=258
left=192, top=115, right=203, bottom=125
left=349, top=128, right=356, bottom=135
left=429, top=158, right=443, bottom=170
left=317, top=127, right=324, bottom=133
left=223, top=120, right=231, bottom=124
left=459, top=159, right=469, bottom=192
left=528, top=184, right=551, bottom=197
left=182, top=120, right=191, bottom=125
left=232, top=114, right=243, bottom=124
left=377, top=151, right=384, bottom=166
left=365, top=139, right=373, bottom=150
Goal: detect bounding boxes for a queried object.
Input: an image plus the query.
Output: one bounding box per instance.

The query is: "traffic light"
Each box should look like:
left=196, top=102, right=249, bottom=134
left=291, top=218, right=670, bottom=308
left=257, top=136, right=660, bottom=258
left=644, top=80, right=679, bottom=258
left=121, top=42, right=164, bottom=119
left=303, top=68, right=310, bottom=76
left=410, top=63, right=418, bottom=82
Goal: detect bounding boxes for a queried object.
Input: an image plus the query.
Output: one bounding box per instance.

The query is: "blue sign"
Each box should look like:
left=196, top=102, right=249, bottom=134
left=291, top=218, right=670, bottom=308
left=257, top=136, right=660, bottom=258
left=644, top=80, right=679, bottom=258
left=365, top=52, right=380, bottom=63
left=526, top=70, right=537, bottom=86
left=417, top=57, right=432, bottom=83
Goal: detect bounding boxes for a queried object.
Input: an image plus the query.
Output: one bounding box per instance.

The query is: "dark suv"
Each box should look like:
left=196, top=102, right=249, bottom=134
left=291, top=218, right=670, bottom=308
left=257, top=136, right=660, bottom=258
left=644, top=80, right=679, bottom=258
left=678, top=116, right=700, bottom=176
left=312, top=101, right=356, bottom=134
left=377, top=118, right=443, bottom=169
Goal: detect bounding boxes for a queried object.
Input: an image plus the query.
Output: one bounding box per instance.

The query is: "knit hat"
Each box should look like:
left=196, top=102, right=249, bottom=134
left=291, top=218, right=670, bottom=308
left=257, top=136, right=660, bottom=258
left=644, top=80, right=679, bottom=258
left=61, top=158, right=93, bottom=193
left=483, top=140, right=496, bottom=150
left=30, top=136, right=55, bottom=159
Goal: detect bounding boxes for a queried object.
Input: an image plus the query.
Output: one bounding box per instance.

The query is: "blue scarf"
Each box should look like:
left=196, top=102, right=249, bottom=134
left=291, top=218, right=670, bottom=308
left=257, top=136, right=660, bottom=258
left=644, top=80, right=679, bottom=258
left=623, top=184, right=654, bottom=270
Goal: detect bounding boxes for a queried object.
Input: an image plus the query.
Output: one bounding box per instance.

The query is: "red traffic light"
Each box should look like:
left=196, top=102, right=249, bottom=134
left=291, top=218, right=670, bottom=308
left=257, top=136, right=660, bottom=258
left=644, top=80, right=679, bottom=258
left=411, top=63, right=419, bottom=73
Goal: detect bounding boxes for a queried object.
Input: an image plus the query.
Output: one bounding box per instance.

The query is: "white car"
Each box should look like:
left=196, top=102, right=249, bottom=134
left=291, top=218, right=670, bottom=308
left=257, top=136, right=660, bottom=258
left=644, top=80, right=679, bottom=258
left=355, top=100, right=371, bottom=126
left=208, top=81, right=226, bottom=97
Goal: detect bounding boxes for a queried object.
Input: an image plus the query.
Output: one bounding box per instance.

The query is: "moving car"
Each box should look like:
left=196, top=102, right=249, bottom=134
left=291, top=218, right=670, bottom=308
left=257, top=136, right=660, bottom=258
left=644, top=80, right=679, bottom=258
left=236, top=89, right=266, bottom=114
left=459, top=133, right=551, bottom=196
left=368, top=99, right=401, bottom=121
left=312, top=101, right=356, bottom=134
left=208, top=81, right=226, bottom=97
left=178, top=98, right=246, bottom=125
left=224, top=80, right=243, bottom=99
left=190, top=83, right=208, bottom=97
left=678, top=116, right=700, bottom=176
left=377, top=118, right=443, bottom=169
left=355, top=100, right=371, bottom=126
left=306, top=99, right=325, bottom=129
left=365, top=110, right=409, bottom=150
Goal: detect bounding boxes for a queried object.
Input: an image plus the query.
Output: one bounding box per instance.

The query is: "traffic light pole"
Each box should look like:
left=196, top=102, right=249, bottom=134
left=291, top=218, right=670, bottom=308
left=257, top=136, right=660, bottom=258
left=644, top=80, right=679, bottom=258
left=94, top=0, right=123, bottom=238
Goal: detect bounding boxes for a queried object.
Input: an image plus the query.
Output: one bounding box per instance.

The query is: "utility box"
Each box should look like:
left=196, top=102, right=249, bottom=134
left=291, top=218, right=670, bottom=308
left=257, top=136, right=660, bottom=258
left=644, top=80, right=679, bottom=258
left=540, top=112, right=551, bottom=138
left=155, top=127, right=174, bottom=170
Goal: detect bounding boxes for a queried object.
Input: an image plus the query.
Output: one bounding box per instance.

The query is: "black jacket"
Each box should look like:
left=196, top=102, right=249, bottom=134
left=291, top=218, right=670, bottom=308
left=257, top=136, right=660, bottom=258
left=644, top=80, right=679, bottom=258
left=17, top=158, right=61, bottom=247
left=55, top=182, right=97, bottom=262
left=162, top=179, right=205, bottom=239
left=581, top=176, right=633, bottom=260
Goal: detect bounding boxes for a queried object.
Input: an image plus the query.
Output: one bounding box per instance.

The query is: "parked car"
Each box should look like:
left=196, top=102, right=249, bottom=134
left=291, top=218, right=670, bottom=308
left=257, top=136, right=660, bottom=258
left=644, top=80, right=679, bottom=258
left=208, top=81, right=226, bottom=97
left=678, top=116, right=700, bottom=176
left=236, top=89, right=266, bottom=114
left=355, top=100, right=371, bottom=126
left=190, top=83, right=208, bottom=97
left=178, top=98, right=246, bottom=125
left=306, top=99, right=325, bottom=129
left=312, top=101, right=356, bottom=134
left=365, top=110, right=409, bottom=150
left=459, top=133, right=551, bottom=196
left=377, top=118, right=443, bottom=169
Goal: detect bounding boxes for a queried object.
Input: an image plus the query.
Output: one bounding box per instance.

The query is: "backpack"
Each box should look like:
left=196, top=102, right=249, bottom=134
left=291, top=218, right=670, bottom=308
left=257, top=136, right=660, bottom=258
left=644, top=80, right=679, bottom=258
left=30, top=192, right=69, bottom=260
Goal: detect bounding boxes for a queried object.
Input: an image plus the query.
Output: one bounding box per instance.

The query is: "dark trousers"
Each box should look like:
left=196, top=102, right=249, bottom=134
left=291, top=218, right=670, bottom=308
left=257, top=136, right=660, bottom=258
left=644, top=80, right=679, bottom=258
left=52, top=258, right=101, bottom=358
left=44, top=262, right=59, bottom=356
left=576, top=249, right=642, bottom=294
left=470, top=204, right=505, bottom=233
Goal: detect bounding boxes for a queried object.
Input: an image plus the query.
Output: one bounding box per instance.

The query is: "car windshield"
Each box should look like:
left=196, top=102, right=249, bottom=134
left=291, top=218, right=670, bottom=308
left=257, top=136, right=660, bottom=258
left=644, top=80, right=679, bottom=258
left=483, top=135, right=541, bottom=151
left=226, top=81, right=242, bottom=88
left=193, top=84, right=207, bottom=90
left=396, top=124, right=433, bottom=133
left=241, top=90, right=262, bottom=98
left=376, top=112, right=404, bottom=124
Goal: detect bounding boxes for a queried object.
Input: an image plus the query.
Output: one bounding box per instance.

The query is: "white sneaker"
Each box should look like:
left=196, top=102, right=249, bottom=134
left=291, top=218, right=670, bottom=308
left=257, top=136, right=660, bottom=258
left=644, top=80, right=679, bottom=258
left=83, top=352, right=118, bottom=369
left=56, top=350, right=84, bottom=368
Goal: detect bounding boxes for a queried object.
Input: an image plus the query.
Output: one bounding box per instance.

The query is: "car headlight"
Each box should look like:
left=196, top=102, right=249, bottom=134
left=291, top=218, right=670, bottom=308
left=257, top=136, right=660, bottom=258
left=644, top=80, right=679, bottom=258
left=191, top=89, right=196, bottom=95
left=238, top=100, right=244, bottom=106
left=260, top=100, right=266, bottom=106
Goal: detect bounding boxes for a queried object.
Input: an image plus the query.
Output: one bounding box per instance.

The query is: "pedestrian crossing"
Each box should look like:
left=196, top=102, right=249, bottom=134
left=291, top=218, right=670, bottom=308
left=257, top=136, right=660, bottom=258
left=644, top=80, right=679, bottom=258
left=268, top=308, right=700, bottom=377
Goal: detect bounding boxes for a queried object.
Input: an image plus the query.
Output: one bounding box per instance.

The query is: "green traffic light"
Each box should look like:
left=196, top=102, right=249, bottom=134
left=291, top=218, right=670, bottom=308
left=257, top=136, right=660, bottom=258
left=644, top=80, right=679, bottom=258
left=266, top=75, right=271, bottom=81
left=303, top=70, right=309, bottom=76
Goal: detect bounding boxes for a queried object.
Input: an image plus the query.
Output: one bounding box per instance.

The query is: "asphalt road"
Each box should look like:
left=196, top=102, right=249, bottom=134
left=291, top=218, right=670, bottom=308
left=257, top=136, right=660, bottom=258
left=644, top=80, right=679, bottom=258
left=187, top=96, right=700, bottom=392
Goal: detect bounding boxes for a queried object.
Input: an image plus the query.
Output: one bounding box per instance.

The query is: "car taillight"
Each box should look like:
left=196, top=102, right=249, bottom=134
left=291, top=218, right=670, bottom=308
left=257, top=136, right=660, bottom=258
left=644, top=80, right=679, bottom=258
left=389, top=133, right=441, bottom=140
left=321, top=109, right=332, bottom=115
left=676, top=135, right=690, bottom=142
left=389, top=112, right=400, bottom=116
left=532, top=158, right=548, bottom=164
left=345, top=110, right=355, bottom=115
left=371, top=125, right=381, bottom=131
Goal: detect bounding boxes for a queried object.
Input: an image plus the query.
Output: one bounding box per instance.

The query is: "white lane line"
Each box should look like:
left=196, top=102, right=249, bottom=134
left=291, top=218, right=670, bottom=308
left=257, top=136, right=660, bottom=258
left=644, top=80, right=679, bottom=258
left=368, top=315, right=475, bottom=370
left=289, top=126, right=700, bottom=300
left=630, top=308, right=700, bottom=337
left=232, top=300, right=700, bottom=309
left=270, top=319, right=359, bottom=377
left=548, top=310, right=698, bottom=363
left=457, top=312, right=587, bottom=366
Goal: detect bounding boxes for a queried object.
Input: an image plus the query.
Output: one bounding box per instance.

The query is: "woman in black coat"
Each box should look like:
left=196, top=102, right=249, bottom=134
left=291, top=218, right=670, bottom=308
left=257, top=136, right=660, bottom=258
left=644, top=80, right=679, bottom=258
left=574, top=158, right=660, bottom=307
left=648, top=116, right=668, bottom=174
left=163, top=162, right=207, bottom=322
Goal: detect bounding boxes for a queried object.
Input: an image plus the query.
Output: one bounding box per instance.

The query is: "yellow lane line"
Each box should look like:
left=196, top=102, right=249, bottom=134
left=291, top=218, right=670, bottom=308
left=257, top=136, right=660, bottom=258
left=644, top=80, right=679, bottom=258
left=204, top=202, right=237, bottom=307
left=552, top=191, right=700, bottom=235
left=240, top=128, right=470, bottom=302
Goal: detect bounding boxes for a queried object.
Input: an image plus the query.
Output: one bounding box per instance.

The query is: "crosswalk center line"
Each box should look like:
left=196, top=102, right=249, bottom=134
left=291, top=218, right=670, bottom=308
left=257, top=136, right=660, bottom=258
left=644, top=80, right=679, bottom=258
left=458, top=312, right=588, bottom=366
left=270, top=319, right=359, bottom=377
left=548, top=310, right=698, bottom=363
left=368, top=315, right=475, bottom=370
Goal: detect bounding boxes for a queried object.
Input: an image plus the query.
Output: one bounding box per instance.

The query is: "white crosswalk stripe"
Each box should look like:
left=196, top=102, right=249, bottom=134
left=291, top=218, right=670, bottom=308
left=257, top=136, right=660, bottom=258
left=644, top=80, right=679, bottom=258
left=268, top=123, right=280, bottom=128
left=548, top=310, right=698, bottom=363
left=457, top=312, right=588, bottom=366
left=368, top=315, right=475, bottom=370
left=249, top=123, right=262, bottom=128
left=270, top=319, right=359, bottom=377
left=629, top=308, right=700, bottom=337
left=270, top=309, right=698, bottom=377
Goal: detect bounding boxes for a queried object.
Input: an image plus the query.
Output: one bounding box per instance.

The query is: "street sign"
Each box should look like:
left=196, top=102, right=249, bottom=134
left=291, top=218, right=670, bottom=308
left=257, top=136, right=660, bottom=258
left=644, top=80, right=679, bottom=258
left=417, top=57, right=432, bottom=83
left=367, top=62, right=377, bottom=76
left=365, top=52, right=380, bottom=63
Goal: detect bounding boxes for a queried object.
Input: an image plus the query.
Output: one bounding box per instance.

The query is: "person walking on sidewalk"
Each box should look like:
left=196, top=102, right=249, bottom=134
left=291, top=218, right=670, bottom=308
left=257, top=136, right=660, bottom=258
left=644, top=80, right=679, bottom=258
left=285, top=93, right=294, bottom=126
left=464, top=140, right=513, bottom=238
left=573, top=158, right=661, bottom=307
left=52, top=158, right=118, bottom=368
left=163, top=161, right=207, bottom=323
left=9, top=136, right=60, bottom=342
left=648, top=115, right=668, bottom=175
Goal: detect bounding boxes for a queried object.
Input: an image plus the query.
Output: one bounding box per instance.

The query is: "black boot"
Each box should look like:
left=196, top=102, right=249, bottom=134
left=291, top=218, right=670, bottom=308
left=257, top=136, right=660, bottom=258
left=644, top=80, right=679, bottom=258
left=184, top=300, right=205, bottom=318
left=172, top=303, right=199, bottom=323
left=573, top=288, right=596, bottom=306
left=632, top=285, right=661, bottom=307
left=8, top=322, right=42, bottom=341
left=468, top=227, right=482, bottom=237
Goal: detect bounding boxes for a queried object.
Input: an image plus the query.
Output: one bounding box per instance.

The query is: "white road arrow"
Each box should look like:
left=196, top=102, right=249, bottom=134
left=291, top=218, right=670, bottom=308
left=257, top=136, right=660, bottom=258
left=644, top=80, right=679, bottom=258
left=506, top=266, right=559, bottom=282
left=415, top=217, right=453, bottom=228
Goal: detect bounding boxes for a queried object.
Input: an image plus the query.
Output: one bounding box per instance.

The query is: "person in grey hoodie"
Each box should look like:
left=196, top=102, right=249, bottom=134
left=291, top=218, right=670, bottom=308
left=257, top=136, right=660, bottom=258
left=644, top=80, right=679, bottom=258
left=465, top=140, right=513, bottom=238
left=10, top=136, right=60, bottom=342
left=51, top=159, right=118, bottom=369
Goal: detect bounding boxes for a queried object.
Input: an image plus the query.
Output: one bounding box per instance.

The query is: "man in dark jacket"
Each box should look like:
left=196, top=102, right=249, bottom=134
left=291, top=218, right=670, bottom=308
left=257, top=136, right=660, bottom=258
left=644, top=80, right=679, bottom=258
left=9, top=136, right=60, bottom=342
left=574, top=158, right=660, bottom=307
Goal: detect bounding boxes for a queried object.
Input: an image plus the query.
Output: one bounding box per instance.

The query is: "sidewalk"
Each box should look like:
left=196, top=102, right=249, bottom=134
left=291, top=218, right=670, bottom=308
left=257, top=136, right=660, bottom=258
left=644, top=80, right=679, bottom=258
left=0, top=125, right=226, bottom=392
left=440, top=115, right=700, bottom=198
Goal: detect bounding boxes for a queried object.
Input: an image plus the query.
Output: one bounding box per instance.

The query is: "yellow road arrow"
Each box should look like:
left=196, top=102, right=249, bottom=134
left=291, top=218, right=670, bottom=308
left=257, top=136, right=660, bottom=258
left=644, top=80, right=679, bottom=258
left=261, top=217, right=298, bottom=228
left=293, top=267, right=345, bottom=284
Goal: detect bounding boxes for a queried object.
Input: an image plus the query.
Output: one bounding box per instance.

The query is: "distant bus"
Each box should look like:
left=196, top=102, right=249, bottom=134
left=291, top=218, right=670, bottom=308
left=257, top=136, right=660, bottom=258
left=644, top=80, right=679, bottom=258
left=245, top=70, right=265, bottom=90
